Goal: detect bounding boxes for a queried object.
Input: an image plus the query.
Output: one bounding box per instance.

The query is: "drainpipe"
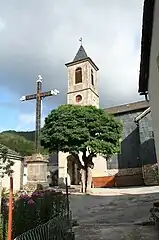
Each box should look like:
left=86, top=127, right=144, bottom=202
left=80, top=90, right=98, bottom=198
left=135, top=121, right=145, bottom=181
left=144, top=92, right=149, bottom=102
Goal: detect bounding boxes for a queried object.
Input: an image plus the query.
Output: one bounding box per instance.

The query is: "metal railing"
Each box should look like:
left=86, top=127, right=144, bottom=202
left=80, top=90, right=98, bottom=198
left=15, top=214, right=75, bottom=240
left=1, top=177, right=75, bottom=240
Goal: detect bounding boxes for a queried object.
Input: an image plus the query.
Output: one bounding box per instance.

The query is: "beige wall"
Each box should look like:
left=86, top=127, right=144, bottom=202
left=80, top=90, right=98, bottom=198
left=67, top=60, right=99, bottom=107
left=0, top=159, right=23, bottom=191
left=23, top=166, right=27, bottom=185
left=58, top=151, right=68, bottom=185
left=148, top=0, right=159, bottom=165
left=92, top=155, right=107, bottom=177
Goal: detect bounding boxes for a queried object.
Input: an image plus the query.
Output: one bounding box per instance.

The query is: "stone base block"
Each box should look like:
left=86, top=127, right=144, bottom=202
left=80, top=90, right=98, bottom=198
left=24, top=181, right=49, bottom=192
left=25, top=153, right=49, bottom=191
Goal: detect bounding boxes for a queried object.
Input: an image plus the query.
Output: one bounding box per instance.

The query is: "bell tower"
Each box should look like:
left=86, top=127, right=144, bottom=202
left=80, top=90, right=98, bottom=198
left=65, top=42, right=99, bottom=107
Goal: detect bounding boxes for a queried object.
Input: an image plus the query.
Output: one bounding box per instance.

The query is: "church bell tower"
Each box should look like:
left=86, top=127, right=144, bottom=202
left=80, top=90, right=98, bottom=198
left=65, top=42, right=99, bottom=107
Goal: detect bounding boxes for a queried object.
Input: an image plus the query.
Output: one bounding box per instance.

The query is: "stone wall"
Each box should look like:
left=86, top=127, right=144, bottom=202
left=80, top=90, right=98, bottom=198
left=142, top=164, right=158, bottom=186
left=109, top=110, right=142, bottom=169
left=92, top=167, right=144, bottom=188
left=138, top=112, right=157, bottom=185
left=108, top=167, right=142, bottom=176
left=67, top=60, right=99, bottom=107
left=108, top=110, right=156, bottom=170
left=139, top=112, right=157, bottom=165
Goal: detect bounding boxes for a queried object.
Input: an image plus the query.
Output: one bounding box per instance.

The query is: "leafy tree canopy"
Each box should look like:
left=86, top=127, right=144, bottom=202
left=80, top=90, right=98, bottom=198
left=0, top=147, right=14, bottom=177
left=41, top=104, right=123, bottom=158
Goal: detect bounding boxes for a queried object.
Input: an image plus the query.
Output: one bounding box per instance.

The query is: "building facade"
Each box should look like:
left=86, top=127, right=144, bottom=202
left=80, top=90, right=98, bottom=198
left=66, top=45, right=99, bottom=108
left=98, top=101, right=156, bottom=187
left=58, top=43, right=157, bottom=188
left=0, top=144, right=24, bottom=191
left=139, top=0, right=159, bottom=169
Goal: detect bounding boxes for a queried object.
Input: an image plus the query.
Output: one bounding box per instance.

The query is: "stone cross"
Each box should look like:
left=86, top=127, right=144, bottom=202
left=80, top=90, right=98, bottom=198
left=20, top=75, right=59, bottom=153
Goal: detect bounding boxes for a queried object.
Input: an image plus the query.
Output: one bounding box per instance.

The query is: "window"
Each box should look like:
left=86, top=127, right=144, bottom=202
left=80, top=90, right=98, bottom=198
left=75, top=67, right=82, bottom=84
left=91, top=69, right=94, bottom=85
left=76, top=95, right=82, bottom=103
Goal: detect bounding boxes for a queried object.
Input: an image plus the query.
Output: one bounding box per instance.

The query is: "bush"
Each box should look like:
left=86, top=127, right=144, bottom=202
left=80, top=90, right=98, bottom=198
left=12, top=189, right=68, bottom=238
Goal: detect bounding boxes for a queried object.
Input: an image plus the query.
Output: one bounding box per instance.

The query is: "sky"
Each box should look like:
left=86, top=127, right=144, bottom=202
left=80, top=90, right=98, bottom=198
left=0, top=0, right=145, bottom=132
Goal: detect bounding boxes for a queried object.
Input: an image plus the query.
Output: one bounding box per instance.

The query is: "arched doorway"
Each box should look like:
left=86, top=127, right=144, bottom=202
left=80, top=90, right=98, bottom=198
left=67, top=155, right=80, bottom=185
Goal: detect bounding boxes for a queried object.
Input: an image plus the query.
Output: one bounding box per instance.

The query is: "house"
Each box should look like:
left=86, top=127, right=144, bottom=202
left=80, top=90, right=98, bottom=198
left=139, top=0, right=159, bottom=168
left=58, top=43, right=157, bottom=188
left=0, top=144, right=24, bottom=191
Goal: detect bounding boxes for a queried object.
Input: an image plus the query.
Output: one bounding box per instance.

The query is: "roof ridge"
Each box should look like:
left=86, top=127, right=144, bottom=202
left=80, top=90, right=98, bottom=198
left=0, top=143, right=21, bottom=156
left=104, top=100, right=149, bottom=115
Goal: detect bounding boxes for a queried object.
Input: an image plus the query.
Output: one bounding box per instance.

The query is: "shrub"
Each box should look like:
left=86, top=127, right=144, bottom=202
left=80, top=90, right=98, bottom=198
left=12, top=189, right=68, bottom=238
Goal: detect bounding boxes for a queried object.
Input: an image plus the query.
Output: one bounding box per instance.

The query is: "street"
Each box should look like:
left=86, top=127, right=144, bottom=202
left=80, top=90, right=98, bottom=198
left=70, top=187, right=159, bottom=239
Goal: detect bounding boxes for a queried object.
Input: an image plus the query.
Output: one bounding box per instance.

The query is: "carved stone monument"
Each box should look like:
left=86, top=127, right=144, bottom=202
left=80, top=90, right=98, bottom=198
left=24, top=154, right=49, bottom=190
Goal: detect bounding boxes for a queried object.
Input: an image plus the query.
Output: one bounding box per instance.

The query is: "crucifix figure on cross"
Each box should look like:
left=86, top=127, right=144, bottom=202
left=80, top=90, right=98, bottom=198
left=20, top=75, right=59, bottom=154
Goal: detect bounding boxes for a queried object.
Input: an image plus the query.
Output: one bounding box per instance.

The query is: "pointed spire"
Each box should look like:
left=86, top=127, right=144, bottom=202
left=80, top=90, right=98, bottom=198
left=65, top=38, right=99, bottom=71
left=73, top=45, right=88, bottom=62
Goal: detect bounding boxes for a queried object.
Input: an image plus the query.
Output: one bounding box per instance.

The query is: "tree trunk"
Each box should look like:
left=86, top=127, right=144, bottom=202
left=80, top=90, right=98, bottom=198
left=80, top=167, right=86, bottom=193
left=83, top=153, right=94, bottom=194
left=72, top=152, right=94, bottom=194
left=86, top=166, right=92, bottom=194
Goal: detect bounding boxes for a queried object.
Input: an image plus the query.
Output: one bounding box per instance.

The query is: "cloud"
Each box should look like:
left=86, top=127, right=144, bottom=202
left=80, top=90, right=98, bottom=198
left=0, top=0, right=144, bottom=117
left=17, top=112, right=45, bottom=131
left=0, top=18, right=5, bottom=32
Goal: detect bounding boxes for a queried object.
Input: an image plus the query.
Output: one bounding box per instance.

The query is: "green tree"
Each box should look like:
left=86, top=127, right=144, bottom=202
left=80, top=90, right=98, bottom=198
left=41, top=104, right=123, bottom=193
left=0, top=147, right=14, bottom=177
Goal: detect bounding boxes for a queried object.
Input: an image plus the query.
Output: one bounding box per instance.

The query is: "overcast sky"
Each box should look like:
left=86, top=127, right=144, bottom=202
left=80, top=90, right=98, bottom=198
left=0, top=0, right=144, bottom=131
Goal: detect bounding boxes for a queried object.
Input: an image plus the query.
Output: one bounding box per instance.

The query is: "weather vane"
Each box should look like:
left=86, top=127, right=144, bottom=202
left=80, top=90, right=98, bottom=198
left=79, top=37, right=83, bottom=45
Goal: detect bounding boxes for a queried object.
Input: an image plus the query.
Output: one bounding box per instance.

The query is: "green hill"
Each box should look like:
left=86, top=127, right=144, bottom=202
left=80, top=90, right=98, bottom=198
left=2, top=130, right=35, bottom=142
left=0, top=131, right=47, bottom=156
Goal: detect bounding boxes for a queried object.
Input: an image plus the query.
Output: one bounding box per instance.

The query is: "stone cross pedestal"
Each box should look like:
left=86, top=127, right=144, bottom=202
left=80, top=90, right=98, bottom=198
left=24, top=153, right=49, bottom=191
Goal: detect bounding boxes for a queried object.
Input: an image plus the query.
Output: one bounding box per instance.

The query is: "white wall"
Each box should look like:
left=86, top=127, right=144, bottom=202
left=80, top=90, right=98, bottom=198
left=23, top=166, right=27, bottom=186
left=0, top=159, right=22, bottom=192
left=148, top=0, right=159, bottom=165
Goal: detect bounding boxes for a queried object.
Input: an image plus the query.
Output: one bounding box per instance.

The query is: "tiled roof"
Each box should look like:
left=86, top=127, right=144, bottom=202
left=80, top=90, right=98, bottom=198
left=104, top=101, right=149, bottom=115
left=138, top=0, right=155, bottom=94
left=0, top=144, right=23, bottom=161
left=73, top=45, right=88, bottom=62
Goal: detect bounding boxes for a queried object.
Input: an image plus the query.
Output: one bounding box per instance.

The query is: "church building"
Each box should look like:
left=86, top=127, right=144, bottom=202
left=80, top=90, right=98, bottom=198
left=58, top=43, right=157, bottom=188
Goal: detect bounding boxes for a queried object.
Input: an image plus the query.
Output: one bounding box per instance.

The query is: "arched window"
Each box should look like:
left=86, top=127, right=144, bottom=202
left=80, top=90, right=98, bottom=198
left=75, top=67, right=82, bottom=84
left=91, top=69, right=94, bottom=85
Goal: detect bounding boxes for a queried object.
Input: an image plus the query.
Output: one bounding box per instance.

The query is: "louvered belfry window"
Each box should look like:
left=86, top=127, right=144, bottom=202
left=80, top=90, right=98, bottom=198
left=75, top=67, right=82, bottom=84
left=91, top=69, right=94, bottom=85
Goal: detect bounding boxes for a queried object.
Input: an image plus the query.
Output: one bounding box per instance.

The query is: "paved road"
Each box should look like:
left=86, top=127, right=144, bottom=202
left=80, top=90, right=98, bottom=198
left=69, top=187, right=159, bottom=239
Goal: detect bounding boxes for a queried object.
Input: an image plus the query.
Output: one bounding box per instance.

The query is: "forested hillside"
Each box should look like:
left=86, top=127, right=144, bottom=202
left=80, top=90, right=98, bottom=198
left=0, top=131, right=47, bottom=156
left=2, top=130, right=35, bottom=141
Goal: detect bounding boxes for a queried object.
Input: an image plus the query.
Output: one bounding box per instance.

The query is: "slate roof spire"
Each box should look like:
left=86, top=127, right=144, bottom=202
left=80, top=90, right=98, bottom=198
left=65, top=38, right=99, bottom=71
left=73, top=45, right=88, bottom=62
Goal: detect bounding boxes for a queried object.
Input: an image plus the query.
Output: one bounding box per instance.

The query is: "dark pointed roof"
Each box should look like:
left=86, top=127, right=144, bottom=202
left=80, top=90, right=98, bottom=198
left=73, top=45, right=88, bottom=62
left=65, top=45, right=99, bottom=71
